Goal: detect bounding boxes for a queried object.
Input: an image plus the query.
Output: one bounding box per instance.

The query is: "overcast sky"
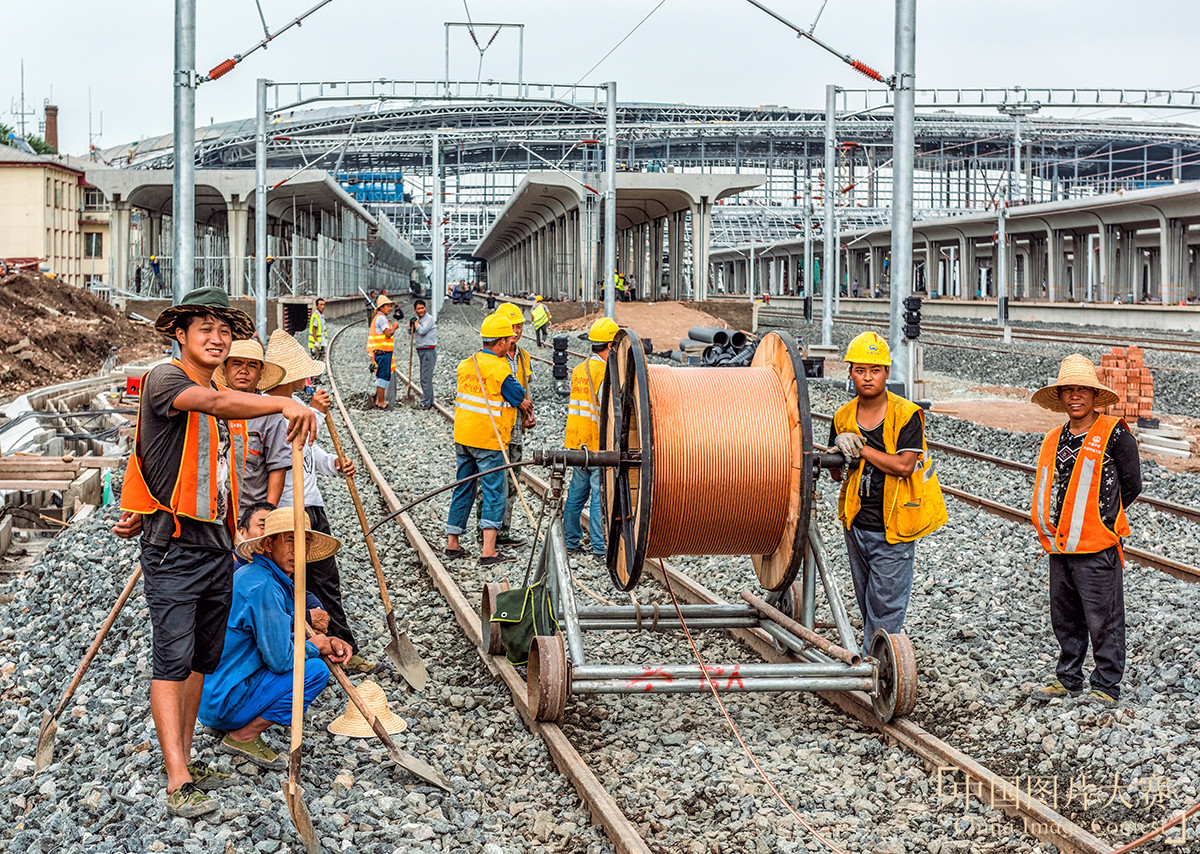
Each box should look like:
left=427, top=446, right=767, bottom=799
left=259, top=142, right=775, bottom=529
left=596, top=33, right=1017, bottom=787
left=5, top=1, right=1199, bottom=155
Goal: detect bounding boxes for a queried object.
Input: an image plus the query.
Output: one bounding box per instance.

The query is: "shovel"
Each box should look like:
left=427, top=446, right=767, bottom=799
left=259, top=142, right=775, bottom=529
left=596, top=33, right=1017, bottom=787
left=323, top=412, right=427, bottom=692
left=284, top=442, right=322, bottom=854
left=35, top=563, right=143, bottom=772
left=305, top=624, right=449, bottom=790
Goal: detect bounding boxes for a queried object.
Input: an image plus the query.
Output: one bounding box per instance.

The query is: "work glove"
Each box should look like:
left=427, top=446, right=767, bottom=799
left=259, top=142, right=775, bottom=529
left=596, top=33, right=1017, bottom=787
left=834, top=432, right=866, bottom=461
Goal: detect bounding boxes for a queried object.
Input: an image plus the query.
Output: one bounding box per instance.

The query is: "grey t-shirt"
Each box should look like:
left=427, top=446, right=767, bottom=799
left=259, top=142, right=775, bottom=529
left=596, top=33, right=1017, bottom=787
left=138, top=363, right=233, bottom=551
left=413, top=314, right=437, bottom=348
left=242, top=410, right=291, bottom=504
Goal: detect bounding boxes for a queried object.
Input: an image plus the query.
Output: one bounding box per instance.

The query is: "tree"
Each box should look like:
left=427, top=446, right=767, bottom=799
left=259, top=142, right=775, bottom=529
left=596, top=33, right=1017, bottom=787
left=0, top=122, right=56, bottom=154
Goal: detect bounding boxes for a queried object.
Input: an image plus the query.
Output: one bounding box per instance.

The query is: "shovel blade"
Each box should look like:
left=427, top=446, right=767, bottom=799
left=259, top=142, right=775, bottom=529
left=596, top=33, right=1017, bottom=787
left=34, top=711, right=57, bottom=772
left=388, top=745, right=452, bottom=791
left=384, top=632, right=428, bottom=693
left=283, top=778, right=323, bottom=854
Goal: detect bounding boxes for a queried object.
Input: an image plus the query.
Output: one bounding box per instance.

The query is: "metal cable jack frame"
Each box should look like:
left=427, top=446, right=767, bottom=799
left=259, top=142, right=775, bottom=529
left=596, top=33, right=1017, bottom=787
left=482, top=330, right=919, bottom=724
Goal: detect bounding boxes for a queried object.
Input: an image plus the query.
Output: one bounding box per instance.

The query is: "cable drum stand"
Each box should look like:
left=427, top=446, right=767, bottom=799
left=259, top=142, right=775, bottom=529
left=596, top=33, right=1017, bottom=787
left=480, top=330, right=918, bottom=725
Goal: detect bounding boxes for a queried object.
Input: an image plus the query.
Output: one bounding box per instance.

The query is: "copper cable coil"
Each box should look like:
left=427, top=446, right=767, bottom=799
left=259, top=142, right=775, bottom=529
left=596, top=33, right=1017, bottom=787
left=644, top=365, right=791, bottom=558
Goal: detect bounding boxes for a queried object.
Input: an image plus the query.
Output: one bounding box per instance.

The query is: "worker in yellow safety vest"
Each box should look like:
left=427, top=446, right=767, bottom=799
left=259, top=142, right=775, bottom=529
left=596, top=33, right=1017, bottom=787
left=530, top=296, right=552, bottom=349
left=307, top=297, right=327, bottom=358
left=446, top=313, right=535, bottom=566
left=1030, top=354, right=1141, bottom=706
left=614, top=270, right=627, bottom=302
left=367, top=294, right=401, bottom=409
left=828, top=331, right=947, bottom=655
left=563, top=317, right=619, bottom=560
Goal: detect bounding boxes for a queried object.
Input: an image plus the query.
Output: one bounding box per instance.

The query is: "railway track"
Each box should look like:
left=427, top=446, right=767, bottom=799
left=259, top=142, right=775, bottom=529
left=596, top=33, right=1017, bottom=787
left=754, top=306, right=1200, bottom=357
left=325, top=318, right=1134, bottom=854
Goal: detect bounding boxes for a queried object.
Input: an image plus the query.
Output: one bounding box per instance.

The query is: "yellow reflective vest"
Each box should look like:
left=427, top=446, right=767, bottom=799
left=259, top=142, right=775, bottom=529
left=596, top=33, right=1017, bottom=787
left=454, top=351, right=517, bottom=450
left=367, top=311, right=394, bottom=354
left=509, top=347, right=532, bottom=390
left=832, top=392, right=947, bottom=544
left=531, top=304, right=551, bottom=330
left=307, top=309, right=326, bottom=349
left=565, top=355, right=606, bottom=450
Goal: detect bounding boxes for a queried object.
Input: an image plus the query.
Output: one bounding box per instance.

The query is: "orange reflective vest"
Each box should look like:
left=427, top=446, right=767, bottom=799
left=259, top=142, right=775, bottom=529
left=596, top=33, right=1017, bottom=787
left=832, top=392, right=948, bottom=544
left=367, top=312, right=394, bottom=354
left=453, top=351, right=517, bottom=450
left=120, top=359, right=244, bottom=537
left=1031, top=414, right=1130, bottom=556
left=510, top=347, right=532, bottom=390
left=565, top=355, right=606, bottom=450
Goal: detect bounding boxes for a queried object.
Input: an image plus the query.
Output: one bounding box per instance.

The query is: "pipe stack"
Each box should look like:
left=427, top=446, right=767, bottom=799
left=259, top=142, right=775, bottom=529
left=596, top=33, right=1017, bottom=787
left=680, top=326, right=758, bottom=367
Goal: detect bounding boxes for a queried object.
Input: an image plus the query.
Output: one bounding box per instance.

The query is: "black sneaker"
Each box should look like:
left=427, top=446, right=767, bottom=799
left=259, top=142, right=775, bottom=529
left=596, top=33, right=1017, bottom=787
left=479, top=552, right=516, bottom=567
left=496, top=532, right=526, bottom=546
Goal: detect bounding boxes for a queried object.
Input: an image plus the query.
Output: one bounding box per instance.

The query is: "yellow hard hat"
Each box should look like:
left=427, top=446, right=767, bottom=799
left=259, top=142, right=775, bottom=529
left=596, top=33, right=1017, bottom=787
left=587, top=317, right=620, bottom=343
left=496, top=303, right=526, bottom=326
left=844, top=331, right=891, bottom=366
left=480, top=313, right=515, bottom=339
left=535, top=295, right=544, bottom=302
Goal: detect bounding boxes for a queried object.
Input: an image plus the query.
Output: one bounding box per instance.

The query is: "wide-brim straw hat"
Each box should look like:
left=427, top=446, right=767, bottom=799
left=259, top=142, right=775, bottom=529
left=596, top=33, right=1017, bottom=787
left=155, top=286, right=255, bottom=340
left=375, top=294, right=396, bottom=310
left=265, top=328, right=325, bottom=384
left=213, top=338, right=286, bottom=391
left=1032, top=353, right=1120, bottom=412
left=235, top=507, right=342, bottom=562
left=327, top=680, right=407, bottom=737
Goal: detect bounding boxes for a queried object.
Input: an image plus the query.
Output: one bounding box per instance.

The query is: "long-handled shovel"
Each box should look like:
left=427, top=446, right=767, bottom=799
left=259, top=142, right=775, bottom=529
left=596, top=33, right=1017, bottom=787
left=35, top=563, right=143, bottom=771
left=405, top=332, right=415, bottom=402
left=323, top=412, right=428, bottom=692
left=284, top=442, right=321, bottom=854
left=304, top=625, right=449, bottom=790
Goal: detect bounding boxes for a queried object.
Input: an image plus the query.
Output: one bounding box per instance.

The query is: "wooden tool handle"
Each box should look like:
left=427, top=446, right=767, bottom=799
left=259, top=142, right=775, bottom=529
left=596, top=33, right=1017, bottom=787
left=289, top=442, right=307, bottom=757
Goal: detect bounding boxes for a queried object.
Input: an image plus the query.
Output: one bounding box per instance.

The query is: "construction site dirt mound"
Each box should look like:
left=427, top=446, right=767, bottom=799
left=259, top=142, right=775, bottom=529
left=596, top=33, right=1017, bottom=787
left=552, top=302, right=734, bottom=352
left=0, top=272, right=163, bottom=402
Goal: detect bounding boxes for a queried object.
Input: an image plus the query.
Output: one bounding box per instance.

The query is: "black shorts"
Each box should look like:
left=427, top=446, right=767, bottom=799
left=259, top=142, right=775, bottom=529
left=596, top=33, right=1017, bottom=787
left=141, top=540, right=235, bottom=681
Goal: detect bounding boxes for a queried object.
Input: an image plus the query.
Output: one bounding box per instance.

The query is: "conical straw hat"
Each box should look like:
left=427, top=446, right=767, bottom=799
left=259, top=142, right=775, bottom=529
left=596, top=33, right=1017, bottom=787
left=1031, top=354, right=1119, bottom=412
left=327, top=680, right=407, bottom=737
left=235, top=507, right=341, bottom=562
left=213, top=338, right=286, bottom=391
left=264, top=328, right=325, bottom=385
left=375, top=293, right=396, bottom=310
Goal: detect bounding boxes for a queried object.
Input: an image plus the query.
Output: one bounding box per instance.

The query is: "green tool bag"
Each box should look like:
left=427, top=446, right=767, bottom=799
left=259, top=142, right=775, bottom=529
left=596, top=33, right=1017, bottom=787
left=489, top=581, right=559, bottom=666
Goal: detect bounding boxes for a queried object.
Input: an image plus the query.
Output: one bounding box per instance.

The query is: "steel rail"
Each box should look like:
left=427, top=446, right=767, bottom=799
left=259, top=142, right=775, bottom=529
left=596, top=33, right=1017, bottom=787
left=324, top=323, right=652, bottom=854
left=340, top=317, right=1116, bottom=854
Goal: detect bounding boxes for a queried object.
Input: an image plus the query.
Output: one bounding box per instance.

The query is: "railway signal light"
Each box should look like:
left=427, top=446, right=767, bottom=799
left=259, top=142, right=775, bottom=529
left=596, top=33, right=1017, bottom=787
left=903, top=295, right=922, bottom=339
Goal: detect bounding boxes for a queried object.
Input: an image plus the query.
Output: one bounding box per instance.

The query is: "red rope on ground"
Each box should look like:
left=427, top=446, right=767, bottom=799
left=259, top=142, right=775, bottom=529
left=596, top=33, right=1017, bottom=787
left=1110, top=799, right=1200, bottom=853
left=656, top=559, right=849, bottom=854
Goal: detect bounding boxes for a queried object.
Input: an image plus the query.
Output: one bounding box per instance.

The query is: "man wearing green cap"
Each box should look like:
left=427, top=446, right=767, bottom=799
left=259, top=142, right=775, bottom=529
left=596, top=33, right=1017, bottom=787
left=114, top=287, right=318, bottom=819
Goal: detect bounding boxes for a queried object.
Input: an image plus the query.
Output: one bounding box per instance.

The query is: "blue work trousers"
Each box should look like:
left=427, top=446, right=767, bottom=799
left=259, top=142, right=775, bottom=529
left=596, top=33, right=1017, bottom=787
left=564, top=466, right=605, bottom=556
left=844, top=525, right=915, bottom=656
left=204, top=658, right=330, bottom=730
left=446, top=444, right=506, bottom=534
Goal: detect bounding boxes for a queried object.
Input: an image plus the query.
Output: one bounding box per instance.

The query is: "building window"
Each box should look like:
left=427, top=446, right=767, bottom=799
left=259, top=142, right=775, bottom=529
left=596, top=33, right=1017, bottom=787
left=84, top=232, right=103, bottom=258
left=54, top=185, right=63, bottom=208
left=83, top=187, right=108, bottom=211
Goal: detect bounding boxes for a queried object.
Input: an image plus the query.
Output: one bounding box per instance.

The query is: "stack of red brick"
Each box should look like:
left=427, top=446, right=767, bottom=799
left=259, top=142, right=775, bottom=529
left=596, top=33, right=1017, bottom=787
left=1096, top=346, right=1153, bottom=419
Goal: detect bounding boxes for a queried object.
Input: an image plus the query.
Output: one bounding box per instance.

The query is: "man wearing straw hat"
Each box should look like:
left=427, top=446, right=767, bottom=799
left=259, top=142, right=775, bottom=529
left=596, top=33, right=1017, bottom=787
left=114, top=287, right=318, bottom=818
left=264, top=330, right=374, bottom=674
left=446, top=313, right=535, bottom=566
left=1031, top=354, right=1142, bottom=706
left=199, top=508, right=351, bottom=770
left=368, top=293, right=402, bottom=410
left=213, top=339, right=288, bottom=505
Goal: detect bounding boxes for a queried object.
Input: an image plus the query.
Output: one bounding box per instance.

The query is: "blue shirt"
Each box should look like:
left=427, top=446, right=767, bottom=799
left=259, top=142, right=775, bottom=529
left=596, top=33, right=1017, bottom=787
left=198, top=554, right=322, bottom=728
left=482, top=347, right=527, bottom=408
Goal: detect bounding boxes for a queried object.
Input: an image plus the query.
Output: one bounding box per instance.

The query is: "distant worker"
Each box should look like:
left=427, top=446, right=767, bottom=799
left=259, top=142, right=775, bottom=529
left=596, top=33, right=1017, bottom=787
left=1031, top=355, right=1141, bottom=707
left=627, top=274, right=638, bottom=302
left=486, top=291, right=497, bottom=311
left=307, top=298, right=328, bottom=360
left=445, top=313, right=535, bottom=566
left=563, top=318, right=618, bottom=561
left=530, top=296, right=552, bottom=349
left=482, top=303, right=533, bottom=545
left=150, top=255, right=162, bottom=291
left=409, top=298, right=438, bottom=410
left=367, top=294, right=401, bottom=410
left=853, top=279, right=860, bottom=298
left=828, top=331, right=947, bottom=655
left=614, top=270, right=627, bottom=302
left=198, top=508, right=350, bottom=771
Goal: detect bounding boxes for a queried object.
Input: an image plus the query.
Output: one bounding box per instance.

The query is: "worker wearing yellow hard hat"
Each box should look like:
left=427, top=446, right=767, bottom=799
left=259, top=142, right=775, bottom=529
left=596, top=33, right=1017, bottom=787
left=828, top=330, right=946, bottom=656
left=530, top=297, right=552, bottom=348
left=447, top=313, right=535, bottom=566
left=564, top=316, right=621, bottom=560
left=477, top=303, right=534, bottom=546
